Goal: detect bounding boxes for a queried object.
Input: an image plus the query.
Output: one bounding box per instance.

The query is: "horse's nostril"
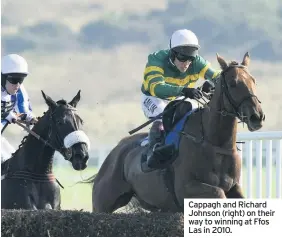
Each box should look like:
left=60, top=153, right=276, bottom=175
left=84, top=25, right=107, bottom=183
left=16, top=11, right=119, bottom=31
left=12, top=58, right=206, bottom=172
left=250, top=114, right=260, bottom=123
left=74, top=152, right=89, bottom=162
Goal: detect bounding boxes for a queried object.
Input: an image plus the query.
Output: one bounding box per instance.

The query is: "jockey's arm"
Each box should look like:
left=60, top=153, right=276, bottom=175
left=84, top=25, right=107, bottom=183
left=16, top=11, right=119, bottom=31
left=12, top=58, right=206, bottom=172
left=197, top=56, right=221, bottom=81
left=143, top=73, right=184, bottom=99
left=14, top=84, right=36, bottom=122
left=142, top=59, right=184, bottom=99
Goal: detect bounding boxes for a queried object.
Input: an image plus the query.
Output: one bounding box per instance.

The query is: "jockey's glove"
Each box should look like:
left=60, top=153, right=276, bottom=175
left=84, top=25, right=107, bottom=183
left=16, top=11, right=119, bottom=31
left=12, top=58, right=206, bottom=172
left=5, top=112, right=38, bottom=125
left=5, top=111, right=18, bottom=123
left=202, top=80, right=215, bottom=94
left=20, top=114, right=38, bottom=125
left=181, top=87, right=203, bottom=100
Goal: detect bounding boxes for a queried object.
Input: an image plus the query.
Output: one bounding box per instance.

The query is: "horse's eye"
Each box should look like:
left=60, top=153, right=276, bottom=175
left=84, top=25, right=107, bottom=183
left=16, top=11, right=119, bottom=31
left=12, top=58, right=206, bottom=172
left=56, top=120, right=64, bottom=125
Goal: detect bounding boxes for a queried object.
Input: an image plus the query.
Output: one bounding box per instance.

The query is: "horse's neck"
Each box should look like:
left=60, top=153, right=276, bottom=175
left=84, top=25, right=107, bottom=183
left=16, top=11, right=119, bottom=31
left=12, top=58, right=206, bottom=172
left=204, top=94, right=237, bottom=149
left=17, top=117, right=55, bottom=174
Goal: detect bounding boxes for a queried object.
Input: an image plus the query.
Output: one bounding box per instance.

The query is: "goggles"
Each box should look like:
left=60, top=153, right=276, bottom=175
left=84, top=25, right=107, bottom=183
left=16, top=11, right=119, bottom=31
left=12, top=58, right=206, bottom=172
left=175, top=53, right=194, bottom=62
left=6, top=75, right=25, bottom=84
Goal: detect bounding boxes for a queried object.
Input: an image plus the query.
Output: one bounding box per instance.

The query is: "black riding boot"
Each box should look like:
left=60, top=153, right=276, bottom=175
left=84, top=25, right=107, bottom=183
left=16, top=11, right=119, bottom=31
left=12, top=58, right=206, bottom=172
left=147, top=120, right=164, bottom=168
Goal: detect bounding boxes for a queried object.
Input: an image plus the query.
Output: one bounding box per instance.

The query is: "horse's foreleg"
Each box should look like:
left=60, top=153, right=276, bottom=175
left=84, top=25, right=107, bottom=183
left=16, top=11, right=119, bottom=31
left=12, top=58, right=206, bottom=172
left=225, top=183, right=244, bottom=198
left=184, top=181, right=226, bottom=198
left=92, top=179, right=133, bottom=213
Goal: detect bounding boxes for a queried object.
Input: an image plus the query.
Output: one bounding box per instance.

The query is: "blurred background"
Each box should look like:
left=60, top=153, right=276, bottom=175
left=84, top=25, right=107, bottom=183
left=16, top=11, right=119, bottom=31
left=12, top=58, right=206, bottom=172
left=1, top=0, right=282, bottom=210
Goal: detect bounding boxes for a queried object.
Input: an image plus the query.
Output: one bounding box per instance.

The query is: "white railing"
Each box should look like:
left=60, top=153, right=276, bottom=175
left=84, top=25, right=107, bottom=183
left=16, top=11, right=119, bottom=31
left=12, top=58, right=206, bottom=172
left=237, top=131, right=282, bottom=199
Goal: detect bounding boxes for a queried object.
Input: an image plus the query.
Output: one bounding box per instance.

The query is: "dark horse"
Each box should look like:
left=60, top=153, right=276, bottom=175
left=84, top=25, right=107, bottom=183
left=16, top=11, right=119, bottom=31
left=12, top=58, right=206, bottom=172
left=87, top=53, right=265, bottom=213
left=1, top=90, right=90, bottom=209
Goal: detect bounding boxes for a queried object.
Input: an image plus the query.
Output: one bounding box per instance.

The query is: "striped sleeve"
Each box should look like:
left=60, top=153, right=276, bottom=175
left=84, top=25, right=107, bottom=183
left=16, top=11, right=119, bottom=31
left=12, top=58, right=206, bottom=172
left=15, top=84, right=34, bottom=119
left=197, top=56, right=221, bottom=81
left=143, top=65, right=165, bottom=94
left=142, top=55, right=183, bottom=99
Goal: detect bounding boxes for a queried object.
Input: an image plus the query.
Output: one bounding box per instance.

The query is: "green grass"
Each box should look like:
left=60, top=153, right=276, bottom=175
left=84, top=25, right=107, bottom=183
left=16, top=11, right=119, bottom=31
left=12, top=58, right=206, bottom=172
left=53, top=166, right=98, bottom=211
left=53, top=165, right=280, bottom=211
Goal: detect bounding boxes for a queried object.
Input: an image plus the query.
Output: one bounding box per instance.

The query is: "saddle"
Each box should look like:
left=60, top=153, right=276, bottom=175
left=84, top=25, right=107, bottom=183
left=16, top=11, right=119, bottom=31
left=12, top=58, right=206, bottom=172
left=141, top=100, right=196, bottom=173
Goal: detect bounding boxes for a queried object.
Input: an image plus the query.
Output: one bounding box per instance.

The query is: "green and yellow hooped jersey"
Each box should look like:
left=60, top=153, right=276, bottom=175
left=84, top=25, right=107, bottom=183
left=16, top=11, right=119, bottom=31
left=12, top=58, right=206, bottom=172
left=141, top=49, right=221, bottom=100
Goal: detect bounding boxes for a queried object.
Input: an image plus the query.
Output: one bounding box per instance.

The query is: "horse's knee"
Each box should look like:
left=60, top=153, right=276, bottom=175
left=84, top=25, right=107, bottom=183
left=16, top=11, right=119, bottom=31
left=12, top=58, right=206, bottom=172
left=92, top=182, right=133, bottom=213
left=92, top=197, right=114, bottom=213
left=92, top=185, right=114, bottom=213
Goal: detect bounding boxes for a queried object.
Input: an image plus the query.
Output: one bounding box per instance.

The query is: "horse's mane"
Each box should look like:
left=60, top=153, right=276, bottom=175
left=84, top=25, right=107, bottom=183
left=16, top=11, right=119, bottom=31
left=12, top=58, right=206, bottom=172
left=11, top=136, right=28, bottom=157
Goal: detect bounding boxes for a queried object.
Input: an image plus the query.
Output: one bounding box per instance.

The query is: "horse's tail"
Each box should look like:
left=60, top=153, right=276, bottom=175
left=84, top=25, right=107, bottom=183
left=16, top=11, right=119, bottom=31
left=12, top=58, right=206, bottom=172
left=83, top=173, right=98, bottom=184
left=76, top=173, right=98, bottom=184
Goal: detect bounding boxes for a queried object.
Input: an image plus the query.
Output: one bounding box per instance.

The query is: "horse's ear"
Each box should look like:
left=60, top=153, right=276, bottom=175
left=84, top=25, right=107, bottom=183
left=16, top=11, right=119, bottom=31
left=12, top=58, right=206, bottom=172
left=69, top=90, right=81, bottom=108
left=241, top=52, right=250, bottom=67
left=216, top=53, right=228, bottom=70
left=41, top=90, right=57, bottom=109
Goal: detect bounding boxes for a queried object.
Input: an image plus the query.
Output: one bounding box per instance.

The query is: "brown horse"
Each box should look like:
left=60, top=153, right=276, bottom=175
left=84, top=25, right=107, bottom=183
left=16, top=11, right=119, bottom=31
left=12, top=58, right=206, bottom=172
left=88, top=52, right=265, bottom=213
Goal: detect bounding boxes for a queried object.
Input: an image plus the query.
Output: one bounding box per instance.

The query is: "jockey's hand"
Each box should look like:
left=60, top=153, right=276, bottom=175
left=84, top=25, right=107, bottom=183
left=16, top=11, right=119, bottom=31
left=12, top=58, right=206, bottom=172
left=5, top=111, right=22, bottom=123
left=20, top=114, right=38, bottom=125
left=202, top=80, right=215, bottom=94
left=181, top=87, right=203, bottom=100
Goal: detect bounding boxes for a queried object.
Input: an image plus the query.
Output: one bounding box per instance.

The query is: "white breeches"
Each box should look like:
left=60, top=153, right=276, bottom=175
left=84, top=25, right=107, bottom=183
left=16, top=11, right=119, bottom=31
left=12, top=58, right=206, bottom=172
left=141, top=94, right=199, bottom=120
left=1, top=136, right=15, bottom=163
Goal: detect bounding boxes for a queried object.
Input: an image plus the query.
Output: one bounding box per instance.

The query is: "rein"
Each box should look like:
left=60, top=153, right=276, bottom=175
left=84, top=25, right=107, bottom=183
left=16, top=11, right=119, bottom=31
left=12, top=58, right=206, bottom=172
left=15, top=120, right=55, bottom=150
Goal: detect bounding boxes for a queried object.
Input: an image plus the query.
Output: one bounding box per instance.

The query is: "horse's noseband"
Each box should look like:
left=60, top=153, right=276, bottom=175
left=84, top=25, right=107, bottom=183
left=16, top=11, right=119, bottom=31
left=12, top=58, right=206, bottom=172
left=61, top=130, right=91, bottom=160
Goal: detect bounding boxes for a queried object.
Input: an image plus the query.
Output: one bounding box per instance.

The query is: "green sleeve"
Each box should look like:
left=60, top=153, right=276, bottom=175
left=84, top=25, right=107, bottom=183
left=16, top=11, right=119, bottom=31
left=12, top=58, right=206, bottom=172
left=142, top=53, right=183, bottom=99
left=195, top=56, right=221, bottom=81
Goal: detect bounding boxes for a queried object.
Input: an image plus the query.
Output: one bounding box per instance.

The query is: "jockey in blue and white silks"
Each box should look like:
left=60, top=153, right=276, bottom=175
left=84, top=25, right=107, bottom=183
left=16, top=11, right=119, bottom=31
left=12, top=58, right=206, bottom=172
left=1, top=54, right=37, bottom=163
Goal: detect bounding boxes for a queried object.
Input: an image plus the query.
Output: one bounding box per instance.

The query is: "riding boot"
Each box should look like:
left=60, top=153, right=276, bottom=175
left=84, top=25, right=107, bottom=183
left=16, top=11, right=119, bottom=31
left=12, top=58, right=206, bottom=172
left=147, top=120, right=164, bottom=168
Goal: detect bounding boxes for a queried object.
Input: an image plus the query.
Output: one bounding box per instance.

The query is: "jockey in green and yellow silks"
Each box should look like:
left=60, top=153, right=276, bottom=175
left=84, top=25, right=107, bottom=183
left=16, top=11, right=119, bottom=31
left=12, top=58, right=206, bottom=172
left=140, top=29, right=220, bottom=168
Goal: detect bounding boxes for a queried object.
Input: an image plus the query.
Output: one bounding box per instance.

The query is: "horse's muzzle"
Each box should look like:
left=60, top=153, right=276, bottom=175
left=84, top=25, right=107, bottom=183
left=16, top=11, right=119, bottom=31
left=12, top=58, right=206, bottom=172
left=247, top=110, right=265, bottom=131
left=70, top=143, right=89, bottom=170
left=71, top=152, right=89, bottom=170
